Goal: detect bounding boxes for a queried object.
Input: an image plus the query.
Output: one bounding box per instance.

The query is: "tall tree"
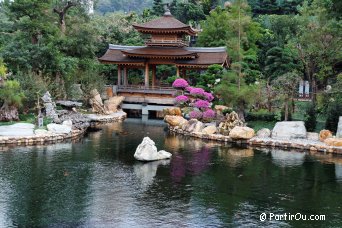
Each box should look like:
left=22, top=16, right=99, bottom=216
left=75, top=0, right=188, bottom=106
left=152, top=0, right=164, bottom=16
left=293, top=0, right=341, bottom=103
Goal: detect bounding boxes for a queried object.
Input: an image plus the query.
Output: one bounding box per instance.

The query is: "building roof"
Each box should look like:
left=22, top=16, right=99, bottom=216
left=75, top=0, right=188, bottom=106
left=98, top=45, right=228, bottom=68
left=122, top=47, right=198, bottom=59
left=133, top=14, right=196, bottom=35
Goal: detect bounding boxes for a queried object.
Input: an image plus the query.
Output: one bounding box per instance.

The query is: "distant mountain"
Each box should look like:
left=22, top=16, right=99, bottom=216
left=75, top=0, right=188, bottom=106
left=95, top=0, right=153, bottom=14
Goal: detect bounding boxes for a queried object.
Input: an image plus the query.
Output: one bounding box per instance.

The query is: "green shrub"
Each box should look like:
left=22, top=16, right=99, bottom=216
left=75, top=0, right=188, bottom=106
left=222, top=108, right=234, bottom=116
left=304, top=103, right=317, bottom=132
left=246, top=109, right=277, bottom=121
left=325, top=102, right=342, bottom=134
left=281, top=108, right=292, bottom=121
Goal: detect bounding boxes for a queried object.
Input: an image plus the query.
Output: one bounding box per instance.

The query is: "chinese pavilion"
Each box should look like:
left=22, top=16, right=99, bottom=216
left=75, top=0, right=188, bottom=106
left=99, top=9, right=229, bottom=89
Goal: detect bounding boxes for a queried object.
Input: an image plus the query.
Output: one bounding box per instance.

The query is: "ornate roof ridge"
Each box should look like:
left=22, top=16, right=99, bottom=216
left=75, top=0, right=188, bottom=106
left=185, top=47, right=227, bottom=52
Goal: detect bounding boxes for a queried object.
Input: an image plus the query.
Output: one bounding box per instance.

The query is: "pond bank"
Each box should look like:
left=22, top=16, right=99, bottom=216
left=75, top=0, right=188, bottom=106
left=0, top=111, right=126, bottom=146
left=169, top=126, right=342, bottom=155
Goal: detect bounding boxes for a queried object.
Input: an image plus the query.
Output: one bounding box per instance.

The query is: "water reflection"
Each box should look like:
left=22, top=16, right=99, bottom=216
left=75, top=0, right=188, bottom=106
left=0, top=121, right=342, bottom=227
left=218, top=146, right=254, bottom=167
left=134, top=160, right=170, bottom=188
left=269, top=149, right=306, bottom=167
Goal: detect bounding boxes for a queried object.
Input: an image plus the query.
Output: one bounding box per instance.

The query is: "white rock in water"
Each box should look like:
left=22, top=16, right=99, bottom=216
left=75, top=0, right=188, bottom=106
left=337, top=116, right=342, bottom=138
left=134, top=137, right=172, bottom=161
left=271, top=121, right=307, bottom=140
left=62, top=120, right=73, bottom=128
left=47, top=123, right=72, bottom=134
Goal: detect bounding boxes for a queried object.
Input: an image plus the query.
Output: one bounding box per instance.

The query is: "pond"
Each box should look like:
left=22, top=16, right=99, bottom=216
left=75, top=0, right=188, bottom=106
left=0, top=119, right=341, bottom=227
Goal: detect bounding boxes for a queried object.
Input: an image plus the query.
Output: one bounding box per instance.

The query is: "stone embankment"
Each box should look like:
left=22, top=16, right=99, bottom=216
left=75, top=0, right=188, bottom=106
left=0, top=111, right=126, bottom=146
left=165, top=112, right=342, bottom=155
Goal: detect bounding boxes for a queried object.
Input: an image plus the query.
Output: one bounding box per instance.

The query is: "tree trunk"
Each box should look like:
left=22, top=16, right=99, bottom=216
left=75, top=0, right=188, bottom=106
left=284, top=97, right=289, bottom=121
left=266, top=79, right=272, bottom=112
left=53, top=1, right=77, bottom=34
left=0, top=103, right=19, bottom=121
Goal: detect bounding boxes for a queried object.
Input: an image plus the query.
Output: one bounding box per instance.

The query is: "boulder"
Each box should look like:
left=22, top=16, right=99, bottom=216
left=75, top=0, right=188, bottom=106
left=214, top=105, right=229, bottom=114
left=41, top=91, right=59, bottom=122
left=134, top=137, right=172, bottom=161
left=56, top=100, right=82, bottom=108
left=271, top=121, right=307, bottom=140
left=62, top=120, right=73, bottom=128
left=164, top=115, right=187, bottom=127
left=229, top=126, right=255, bottom=139
left=104, top=96, right=125, bottom=113
left=47, top=123, right=72, bottom=134
left=89, top=89, right=107, bottom=114
left=218, top=111, right=244, bottom=136
left=182, top=119, right=204, bottom=133
left=337, top=116, right=342, bottom=138
left=307, top=132, right=319, bottom=141
left=324, top=138, right=342, bottom=147
left=202, top=125, right=217, bottom=135
left=256, top=128, right=271, bottom=138
left=163, top=107, right=182, bottom=116
left=319, top=129, right=333, bottom=142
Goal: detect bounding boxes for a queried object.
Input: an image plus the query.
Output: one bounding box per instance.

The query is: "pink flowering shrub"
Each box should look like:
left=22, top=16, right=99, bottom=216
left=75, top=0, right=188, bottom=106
left=172, top=78, right=189, bottom=88
left=175, top=95, right=189, bottom=104
left=203, top=109, right=216, bottom=120
left=189, top=110, right=203, bottom=119
left=185, top=86, right=193, bottom=92
left=190, top=88, right=205, bottom=97
left=194, top=100, right=210, bottom=109
left=203, top=92, right=214, bottom=102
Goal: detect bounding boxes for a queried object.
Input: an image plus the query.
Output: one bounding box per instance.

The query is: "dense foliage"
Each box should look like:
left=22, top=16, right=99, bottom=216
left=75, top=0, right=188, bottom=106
left=0, top=0, right=340, bottom=130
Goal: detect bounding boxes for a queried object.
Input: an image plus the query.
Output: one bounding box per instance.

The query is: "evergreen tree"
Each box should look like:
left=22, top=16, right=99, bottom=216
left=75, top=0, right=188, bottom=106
left=152, top=0, right=164, bottom=16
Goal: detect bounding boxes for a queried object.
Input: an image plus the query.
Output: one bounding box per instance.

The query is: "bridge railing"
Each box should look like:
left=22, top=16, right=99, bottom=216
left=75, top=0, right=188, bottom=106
left=117, top=85, right=176, bottom=95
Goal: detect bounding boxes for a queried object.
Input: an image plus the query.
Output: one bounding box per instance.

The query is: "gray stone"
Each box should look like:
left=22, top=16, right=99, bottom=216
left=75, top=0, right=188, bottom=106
left=47, top=123, right=71, bottom=134
left=337, top=116, right=342, bottom=138
left=134, top=137, right=172, bottom=161
left=271, top=121, right=307, bottom=140
left=0, top=123, right=35, bottom=136
left=56, top=100, right=82, bottom=108
left=62, top=120, right=73, bottom=128
left=257, top=128, right=271, bottom=138
left=307, top=132, right=319, bottom=141
left=41, top=91, right=59, bottom=122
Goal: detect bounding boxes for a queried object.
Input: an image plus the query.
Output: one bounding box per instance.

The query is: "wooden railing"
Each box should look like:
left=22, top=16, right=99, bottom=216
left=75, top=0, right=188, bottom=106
left=117, top=85, right=176, bottom=95
left=145, top=39, right=189, bottom=47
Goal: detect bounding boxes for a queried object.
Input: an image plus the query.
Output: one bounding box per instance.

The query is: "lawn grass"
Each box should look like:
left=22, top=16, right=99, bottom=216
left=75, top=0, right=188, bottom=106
left=247, top=120, right=277, bottom=132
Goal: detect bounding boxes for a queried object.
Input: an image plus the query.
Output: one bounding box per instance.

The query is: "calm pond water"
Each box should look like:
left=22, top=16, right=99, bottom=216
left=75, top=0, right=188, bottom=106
left=0, top=119, right=342, bottom=227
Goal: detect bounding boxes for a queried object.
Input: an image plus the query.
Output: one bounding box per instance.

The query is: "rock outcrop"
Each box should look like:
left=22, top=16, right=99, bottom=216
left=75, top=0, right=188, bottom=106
left=319, top=129, right=333, bottom=142
left=218, top=111, right=244, bottom=136
left=271, top=121, right=307, bottom=140
left=89, top=89, right=108, bottom=114
left=164, top=115, right=188, bottom=127
left=229, top=126, right=255, bottom=139
left=104, top=96, right=125, bottom=113
left=42, top=91, right=60, bottom=122
left=134, top=137, right=172, bottom=161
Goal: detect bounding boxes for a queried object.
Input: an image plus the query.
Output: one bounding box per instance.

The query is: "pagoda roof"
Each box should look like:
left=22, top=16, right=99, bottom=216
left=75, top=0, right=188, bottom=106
left=133, top=14, right=196, bottom=35
left=122, top=47, right=197, bottom=59
left=98, top=45, right=228, bottom=68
